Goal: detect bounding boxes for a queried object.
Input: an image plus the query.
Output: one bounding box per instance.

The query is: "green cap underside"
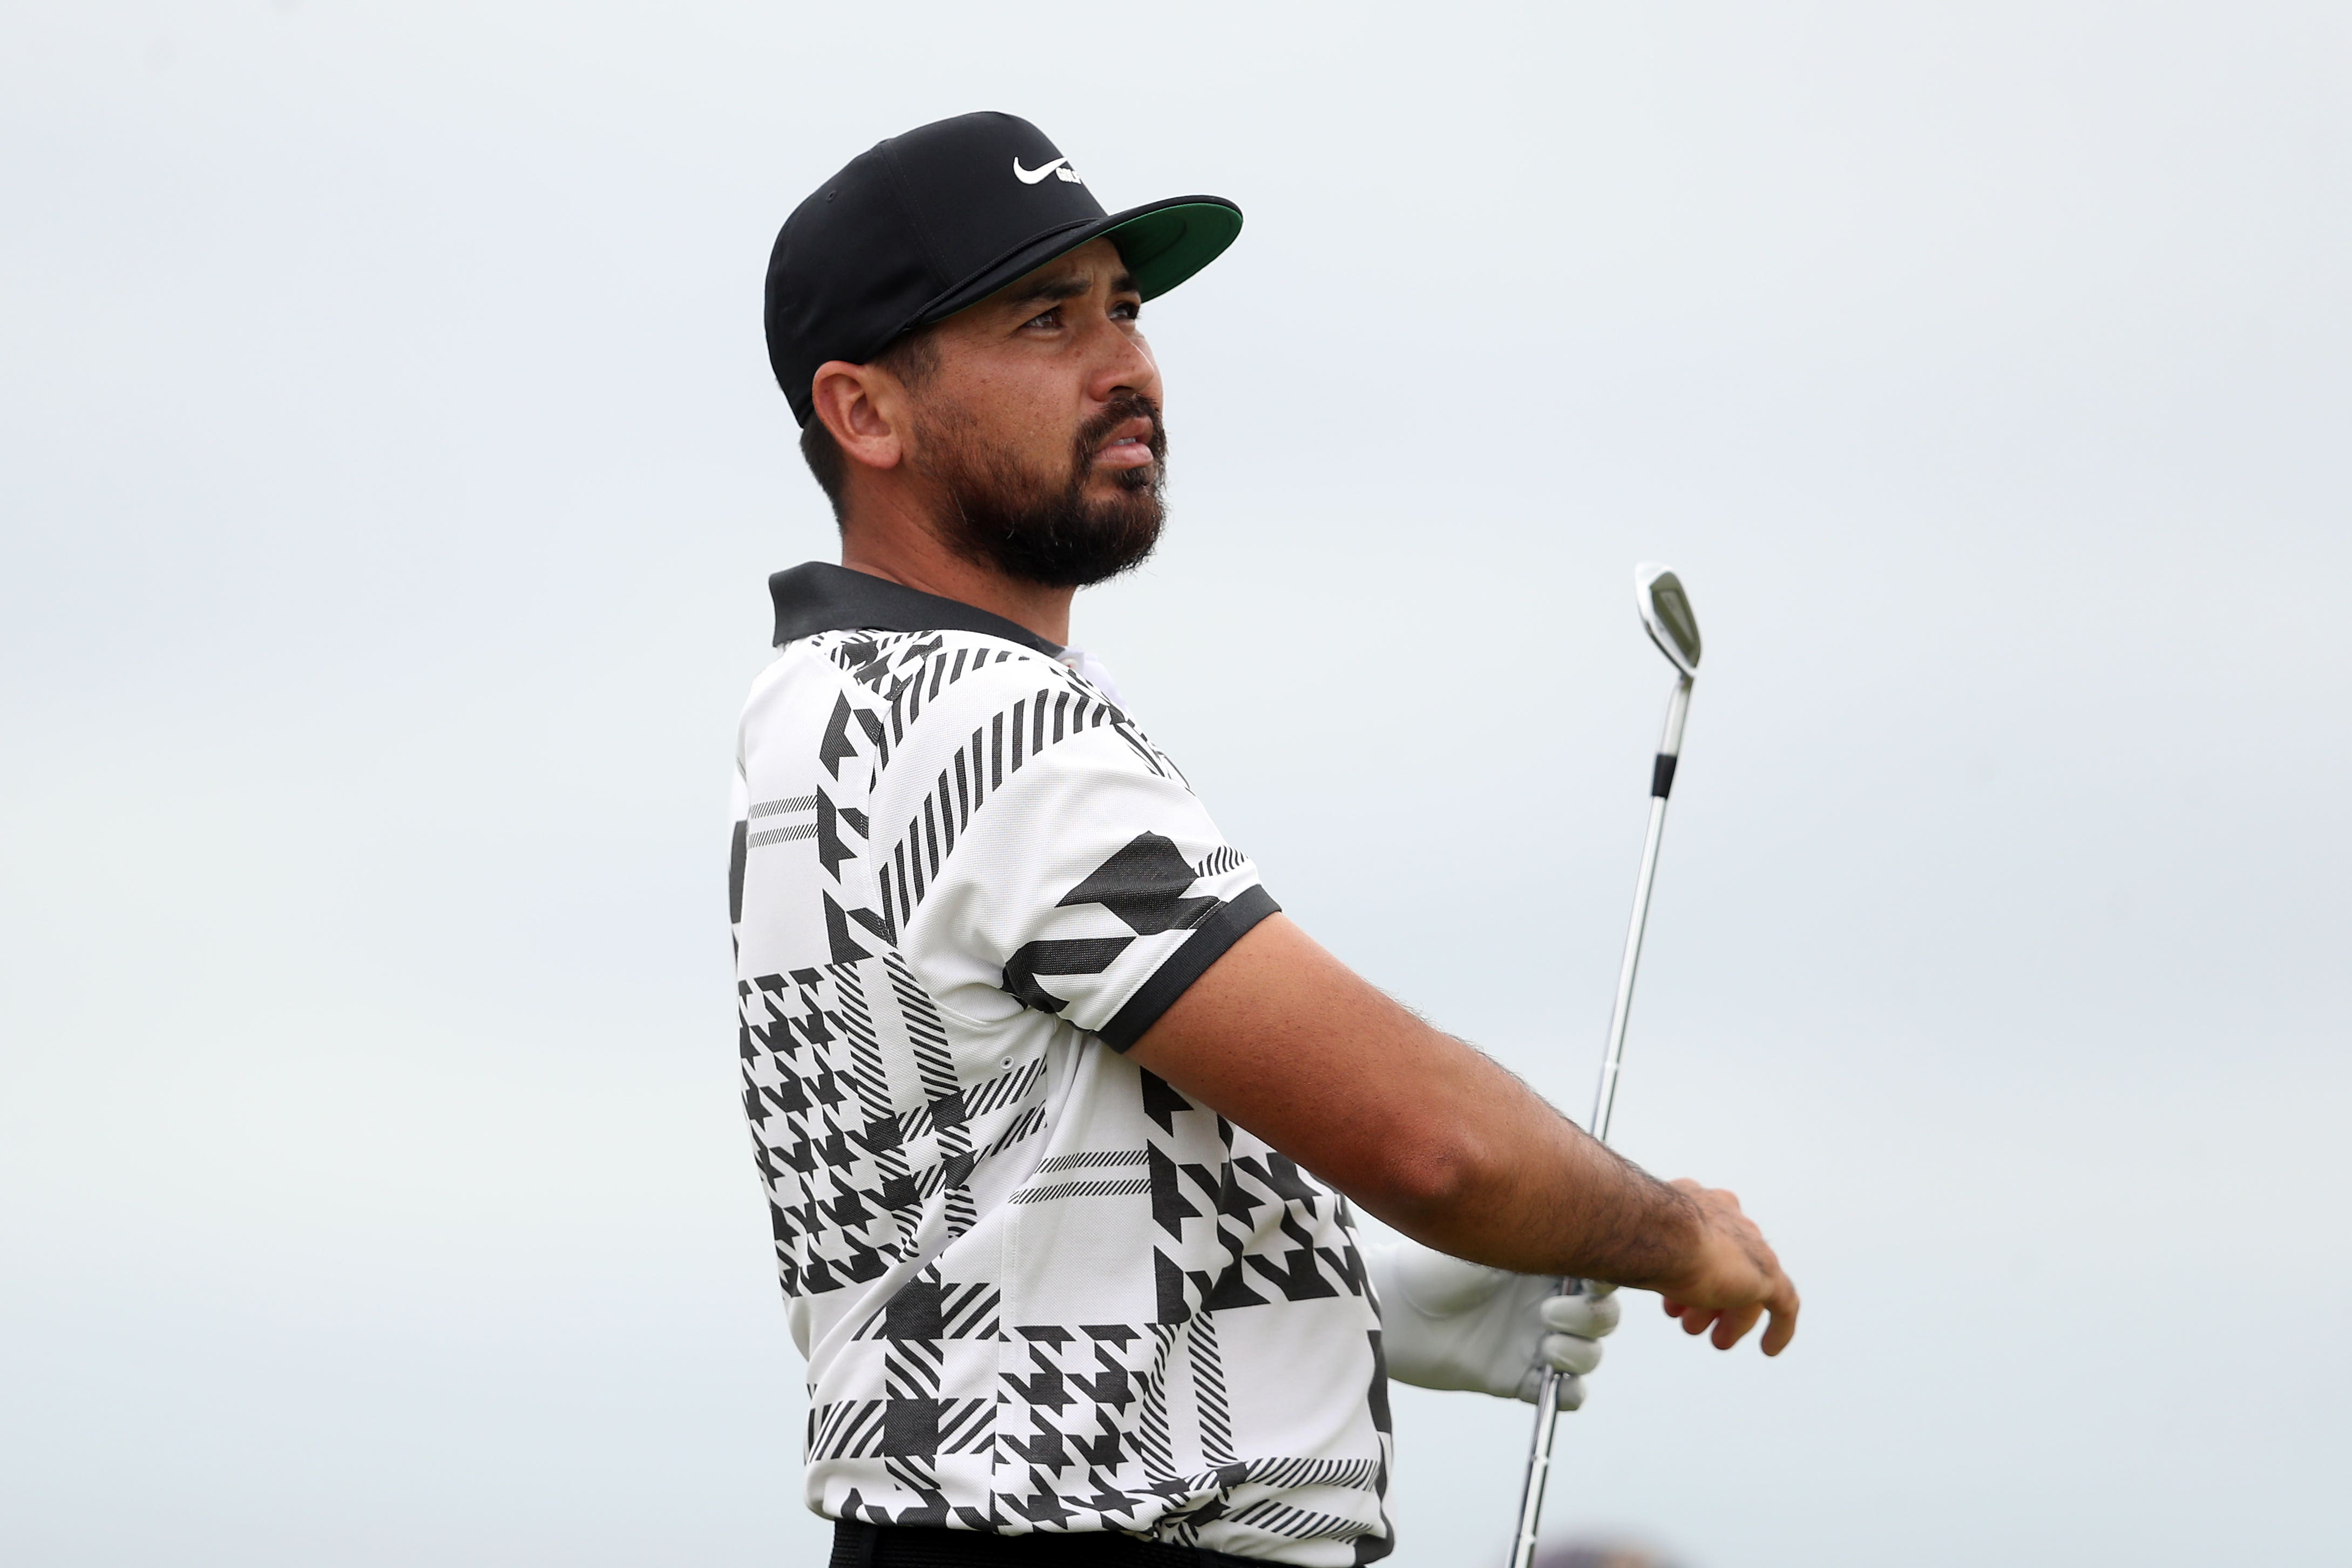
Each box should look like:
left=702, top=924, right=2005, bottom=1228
left=1103, top=203, right=1244, bottom=300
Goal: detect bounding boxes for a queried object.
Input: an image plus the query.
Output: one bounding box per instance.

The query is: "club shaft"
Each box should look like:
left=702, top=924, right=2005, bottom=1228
left=1506, top=674, right=1692, bottom=1568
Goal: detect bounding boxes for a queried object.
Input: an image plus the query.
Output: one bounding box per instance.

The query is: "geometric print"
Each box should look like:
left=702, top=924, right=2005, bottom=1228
left=850, top=639, right=1179, bottom=942
left=734, top=574, right=1394, bottom=1564
left=738, top=955, right=1048, bottom=1296
left=1002, top=831, right=1245, bottom=1019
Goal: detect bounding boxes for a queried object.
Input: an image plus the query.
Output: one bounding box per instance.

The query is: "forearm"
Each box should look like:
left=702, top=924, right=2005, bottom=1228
left=1131, top=914, right=1702, bottom=1289
left=1135, top=916, right=1798, bottom=1349
left=1370, top=1044, right=1702, bottom=1287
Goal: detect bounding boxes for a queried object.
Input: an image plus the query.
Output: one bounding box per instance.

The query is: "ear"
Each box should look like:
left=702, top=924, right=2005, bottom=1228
left=809, top=360, right=907, bottom=473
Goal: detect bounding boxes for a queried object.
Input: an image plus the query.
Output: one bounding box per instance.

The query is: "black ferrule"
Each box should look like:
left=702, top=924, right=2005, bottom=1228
left=1651, top=753, right=1678, bottom=798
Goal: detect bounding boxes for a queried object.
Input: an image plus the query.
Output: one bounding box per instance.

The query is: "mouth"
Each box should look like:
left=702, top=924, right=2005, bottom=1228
left=1092, top=416, right=1157, bottom=471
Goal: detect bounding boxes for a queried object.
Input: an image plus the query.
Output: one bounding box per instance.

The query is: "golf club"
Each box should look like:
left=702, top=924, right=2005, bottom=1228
left=1506, top=563, right=1705, bottom=1568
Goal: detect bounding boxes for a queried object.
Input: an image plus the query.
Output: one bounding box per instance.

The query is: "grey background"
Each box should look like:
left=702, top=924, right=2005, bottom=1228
left=4, top=3, right=2347, bottom=1565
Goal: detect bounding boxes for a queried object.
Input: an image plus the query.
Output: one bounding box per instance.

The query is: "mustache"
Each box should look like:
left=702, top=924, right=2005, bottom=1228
left=1076, top=393, right=1166, bottom=463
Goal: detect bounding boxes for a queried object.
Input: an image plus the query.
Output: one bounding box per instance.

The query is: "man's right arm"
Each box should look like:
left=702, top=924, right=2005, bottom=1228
left=1128, top=913, right=1800, bottom=1355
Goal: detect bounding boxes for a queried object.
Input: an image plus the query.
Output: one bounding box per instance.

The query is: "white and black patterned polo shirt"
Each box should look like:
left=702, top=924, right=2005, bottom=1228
left=730, top=564, right=1394, bottom=1564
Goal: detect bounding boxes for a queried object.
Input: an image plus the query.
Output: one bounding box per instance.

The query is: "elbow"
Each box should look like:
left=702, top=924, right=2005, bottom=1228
left=1358, top=1119, right=1490, bottom=1231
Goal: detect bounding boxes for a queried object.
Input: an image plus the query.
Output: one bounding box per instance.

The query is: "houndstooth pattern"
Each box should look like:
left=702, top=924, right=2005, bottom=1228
left=734, top=610, right=1394, bottom=1563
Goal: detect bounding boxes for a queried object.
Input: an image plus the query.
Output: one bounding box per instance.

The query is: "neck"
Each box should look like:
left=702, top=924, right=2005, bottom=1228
left=838, top=490, right=1075, bottom=647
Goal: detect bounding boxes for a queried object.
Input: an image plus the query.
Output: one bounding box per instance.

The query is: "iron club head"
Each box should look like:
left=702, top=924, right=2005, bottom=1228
left=1635, top=562, right=1702, bottom=678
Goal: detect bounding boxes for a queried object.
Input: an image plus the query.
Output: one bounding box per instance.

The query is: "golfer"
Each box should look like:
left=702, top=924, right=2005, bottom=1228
left=733, top=112, right=1799, bottom=1568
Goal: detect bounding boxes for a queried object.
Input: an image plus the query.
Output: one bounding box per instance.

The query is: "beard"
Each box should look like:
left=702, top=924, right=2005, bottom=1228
left=911, top=391, right=1167, bottom=589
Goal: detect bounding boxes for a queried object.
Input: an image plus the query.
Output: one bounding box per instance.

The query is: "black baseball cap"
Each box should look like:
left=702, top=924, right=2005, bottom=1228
left=764, top=111, right=1242, bottom=425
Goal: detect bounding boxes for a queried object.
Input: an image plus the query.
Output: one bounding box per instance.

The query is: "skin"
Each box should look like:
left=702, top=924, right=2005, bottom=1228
left=806, top=240, right=1800, bottom=1356
left=808, top=237, right=1160, bottom=647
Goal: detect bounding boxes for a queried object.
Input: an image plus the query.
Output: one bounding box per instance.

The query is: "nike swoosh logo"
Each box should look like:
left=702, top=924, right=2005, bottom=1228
left=1013, top=156, right=1069, bottom=185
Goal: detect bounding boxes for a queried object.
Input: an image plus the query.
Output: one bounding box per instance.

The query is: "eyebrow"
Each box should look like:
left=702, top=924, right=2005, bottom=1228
left=1006, top=269, right=1139, bottom=309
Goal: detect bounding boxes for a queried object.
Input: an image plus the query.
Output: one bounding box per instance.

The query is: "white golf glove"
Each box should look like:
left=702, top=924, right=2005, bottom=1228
left=1366, top=1241, right=1622, bottom=1411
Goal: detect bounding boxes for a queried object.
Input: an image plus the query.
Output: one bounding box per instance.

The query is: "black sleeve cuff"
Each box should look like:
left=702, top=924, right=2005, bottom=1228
left=1096, top=885, right=1281, bottom=1051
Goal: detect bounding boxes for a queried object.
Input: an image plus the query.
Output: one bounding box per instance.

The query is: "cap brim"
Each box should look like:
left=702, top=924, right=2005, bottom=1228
left=1100, top=198, right=1245, bottom=298
left=903, top=194, right=1242, bottom=335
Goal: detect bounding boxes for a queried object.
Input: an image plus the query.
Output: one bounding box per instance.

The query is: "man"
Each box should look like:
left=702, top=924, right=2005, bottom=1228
left=733, top=112, right=1798, bottom=1568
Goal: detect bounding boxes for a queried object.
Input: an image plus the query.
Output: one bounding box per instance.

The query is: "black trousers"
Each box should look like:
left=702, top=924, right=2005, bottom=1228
left=829, top=1520, right=1265, bottom=1567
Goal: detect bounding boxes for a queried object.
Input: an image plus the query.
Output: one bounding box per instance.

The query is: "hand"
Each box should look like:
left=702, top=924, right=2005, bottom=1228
left=1656, top=1180, right=1800, bottom=1355
left=1366, top=1241, right=1622, bottom=1410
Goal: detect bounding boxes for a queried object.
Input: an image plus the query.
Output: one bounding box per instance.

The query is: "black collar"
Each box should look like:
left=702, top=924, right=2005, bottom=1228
left=768, top=562, right=1062, bottom=655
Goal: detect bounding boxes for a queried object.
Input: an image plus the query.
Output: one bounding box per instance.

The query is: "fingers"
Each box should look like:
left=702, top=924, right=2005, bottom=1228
left=1662, top=1296, right=1715, bottom=1341
left=1513, top=1368, right=1588, bottom=1411
left=1658, top=1176, right=1802, bottom=1356
left=1709, top=1303, right=1763, bottom=1350
left=1665, top=1290, right=1799, bottom=1354
left=1540, top=1331, right=1603, bottom=1377
left=1706, top=1264, right=1800, bottom=1355
left=1540, top=1291, right=1621, bottom=1339
left=1672, top=1304, right=1720, bottom=1338
left=1760, top=1282, right=1801, bottom=1356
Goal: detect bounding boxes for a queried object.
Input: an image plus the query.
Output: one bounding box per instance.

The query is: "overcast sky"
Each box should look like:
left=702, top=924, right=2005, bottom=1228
left=4, top=4, right=2348, bottom=1566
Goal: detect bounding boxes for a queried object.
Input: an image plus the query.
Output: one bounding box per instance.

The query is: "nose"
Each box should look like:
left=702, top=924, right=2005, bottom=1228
left=1083, top=314, right=1159, bottom=406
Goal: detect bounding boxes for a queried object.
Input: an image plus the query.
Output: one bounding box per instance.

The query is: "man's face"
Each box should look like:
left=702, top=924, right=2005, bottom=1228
left=897, top=239, right=1168, bottom=588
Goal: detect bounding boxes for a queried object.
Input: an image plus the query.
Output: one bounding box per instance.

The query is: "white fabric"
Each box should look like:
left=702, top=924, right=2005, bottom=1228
left=732, top=625, right=1391, bottom=1563
left=1366, top=1243, right=1621, bottom=1412
left=1053, top=644, right=1126, bottom=709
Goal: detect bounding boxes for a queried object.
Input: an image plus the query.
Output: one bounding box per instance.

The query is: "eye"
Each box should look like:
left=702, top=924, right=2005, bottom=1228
left=1021, top=307, right=1062, bottom=330
left=1111, top=298, right=1141, bottom=322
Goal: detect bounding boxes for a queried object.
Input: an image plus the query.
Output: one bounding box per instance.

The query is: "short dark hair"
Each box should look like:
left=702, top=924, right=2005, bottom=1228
left=798, top=329, right=940, bottom=524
